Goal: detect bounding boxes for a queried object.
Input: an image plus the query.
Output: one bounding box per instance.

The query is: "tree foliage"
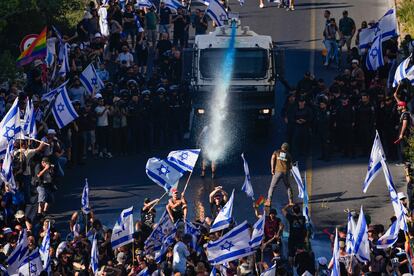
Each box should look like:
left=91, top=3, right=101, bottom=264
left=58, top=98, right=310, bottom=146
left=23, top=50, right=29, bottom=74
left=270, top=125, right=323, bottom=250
left=0, top=0, right=86, bottom=57
left=397, top=0, right=414, bottom=35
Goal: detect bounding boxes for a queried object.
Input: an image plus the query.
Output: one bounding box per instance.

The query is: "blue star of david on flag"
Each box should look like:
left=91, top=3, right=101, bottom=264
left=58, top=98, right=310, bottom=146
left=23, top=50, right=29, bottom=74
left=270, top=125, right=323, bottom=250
left=157, top=164, right=170, bottom=176
left=370, top=47, right=379, bottom=58
left=167, top=149, right=201, bottom=172
left=220, top=240, right=234, bottom=251
left=3, top=125, right=17, bottom=142
left=91, top=77, right=98, bottom=85
left=179, top=152, right=189, bottom=161
left=146, top=157, right=185, bottom=192
left=30, top=262, right=37, bottom=273
left=57, top=103, right=65, bottom=112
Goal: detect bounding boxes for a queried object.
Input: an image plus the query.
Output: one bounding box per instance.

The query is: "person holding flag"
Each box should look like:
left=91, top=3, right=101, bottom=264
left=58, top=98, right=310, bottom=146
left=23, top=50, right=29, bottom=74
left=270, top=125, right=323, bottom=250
left=209, top=186, right=228, bottom=219
left=166, top=187, right=187, bottom=223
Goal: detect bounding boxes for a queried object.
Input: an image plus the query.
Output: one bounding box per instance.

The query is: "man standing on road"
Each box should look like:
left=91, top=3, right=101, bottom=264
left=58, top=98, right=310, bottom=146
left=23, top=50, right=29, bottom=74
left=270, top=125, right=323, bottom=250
left=266, top=143, right=293, bottom=207
left=338, top=10, right=356, bottom=53
left=394, top=100, right=412, bottom=165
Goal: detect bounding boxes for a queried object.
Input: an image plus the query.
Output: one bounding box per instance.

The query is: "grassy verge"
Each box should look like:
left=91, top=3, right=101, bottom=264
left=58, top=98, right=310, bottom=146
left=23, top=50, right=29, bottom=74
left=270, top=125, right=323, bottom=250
left=397, top=0, right=414, bottom=35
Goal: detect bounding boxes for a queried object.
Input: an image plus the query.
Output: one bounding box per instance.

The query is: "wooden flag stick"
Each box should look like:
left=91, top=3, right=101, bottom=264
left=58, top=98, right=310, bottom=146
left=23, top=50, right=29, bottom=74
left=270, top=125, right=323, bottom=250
left=148, top=191, right=168, bottom=212
left=182, top=171, right=193, bottom=195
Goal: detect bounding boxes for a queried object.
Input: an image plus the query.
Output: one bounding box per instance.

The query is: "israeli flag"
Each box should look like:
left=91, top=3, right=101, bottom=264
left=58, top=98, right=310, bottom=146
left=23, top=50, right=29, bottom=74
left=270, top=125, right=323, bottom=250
left=167, top=149, right=201, bottom=172
left=185, top=220, right=201, bottom=250
left=0, top=98, right=22, bottom=158
left=111, top=206, right=134, bottom=249
left=359, top=9, right=398, bottom=50
left=363, top=131, right=384, bottom=193
left=376, top=9, right=398, bottom=42
left=18, top=248, right=43, bottom=276
left=210, top=266, right=217, bottom=276
left=393, top=55, right=414, bottom=87
left=23, top=99, right=37, bottom=139
left=82, top=178, right=90, bottom=214
left=146, top=157, right=185, bottom=192
left=155, top=225, right=177, bottom=263
left=358, top=27, right=375, bottom=50
left=207, top=221, right=254, bottom=264
left=345, top=212, right=356, bottom=254
left=1, top=143, right=16, bottom=190
left=39, top=222, right=51, bottom=271
left=80, top=63, right=105, bottom=95
left=241, top=153, right=254, bottom=199
left=145, top=211, right=174, bottom=253
left=91, top=235, right=99, bottom=274
left=210, top=189, right=234, bottom=233
left=41, top=80, right=69, bottom=102
left=331, top=229, right=340, bottom=276
left=52, top=85, right=79, bottom=129
left=206, top=0, right=228, bottom=27
left=366, top=35, right=384, bottom=71
left=376, top=216, right=401, bottom=249
left=260, top=264, right=276, bottom=276
left=303, top=173, right=312, bottom=225
left=352, top=206, right=370, bottom=262
left=52, top=25, right=64, bottom=43
left=291, top=163, right=304, bottom=199
left=137, top=0, right=154, bottom=8
left=162, top=0, right=183, bottom=11
left=45, top=45, right=55, bottom=68
left=7, top=229, right=29, bottom=275
left=381, top=158, right=408, bottom=232
left=249, top=215, right=265, bottom=248
left=58, top=43, right=70, bottom=77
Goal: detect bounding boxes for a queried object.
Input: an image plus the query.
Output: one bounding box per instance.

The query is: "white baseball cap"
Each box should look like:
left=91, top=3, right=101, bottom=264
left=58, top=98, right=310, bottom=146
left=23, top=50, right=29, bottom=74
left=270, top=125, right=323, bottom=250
left=398, top=192, right=407, bottom=200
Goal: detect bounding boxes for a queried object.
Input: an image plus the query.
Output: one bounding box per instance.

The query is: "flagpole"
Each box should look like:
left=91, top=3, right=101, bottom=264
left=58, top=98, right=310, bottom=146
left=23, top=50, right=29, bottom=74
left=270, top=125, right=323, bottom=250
left=22, top=136, right=50, bottom=146
left=148, top=191, right=169, bottom=212
left=182, top=171, right=193, bottom=195
left=85, top=213, right=88, bottom=236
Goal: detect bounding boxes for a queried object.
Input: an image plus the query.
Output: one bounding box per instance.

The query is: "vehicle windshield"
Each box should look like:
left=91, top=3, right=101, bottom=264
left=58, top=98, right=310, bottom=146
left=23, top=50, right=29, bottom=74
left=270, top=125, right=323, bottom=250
left=199, top=48, right=268, bottom=79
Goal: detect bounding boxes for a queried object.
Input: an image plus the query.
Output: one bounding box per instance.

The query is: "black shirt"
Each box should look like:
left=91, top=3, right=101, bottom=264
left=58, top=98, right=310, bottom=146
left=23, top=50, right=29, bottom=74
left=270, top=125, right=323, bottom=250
left=123, top=11, right=135, bottom=29
left=286, top=213, right=307, bottom=243
left=160, top=7, right=172, bottom=25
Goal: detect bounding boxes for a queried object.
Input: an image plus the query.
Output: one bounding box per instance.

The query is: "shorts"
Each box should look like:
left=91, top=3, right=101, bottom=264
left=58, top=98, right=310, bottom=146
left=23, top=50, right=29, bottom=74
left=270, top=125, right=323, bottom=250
left=124, top=28, right=137, bottom=38
left=146, top=29, right=157, bottom=44
left=159, top=24, right=170, bottom=35
left=37, top=186, right=50, bottom=203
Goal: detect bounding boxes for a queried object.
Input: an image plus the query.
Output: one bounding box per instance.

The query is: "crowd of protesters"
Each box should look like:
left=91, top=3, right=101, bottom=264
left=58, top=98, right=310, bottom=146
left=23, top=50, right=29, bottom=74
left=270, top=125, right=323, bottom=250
left=0, top=1, right=414, bottom=275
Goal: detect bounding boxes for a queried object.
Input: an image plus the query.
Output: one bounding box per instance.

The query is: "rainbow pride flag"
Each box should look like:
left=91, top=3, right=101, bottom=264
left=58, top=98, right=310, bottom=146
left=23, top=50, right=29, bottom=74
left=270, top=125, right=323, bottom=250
left=255, top=195, right=265, bottom=214
left=16, top=27, right=47, bottom=66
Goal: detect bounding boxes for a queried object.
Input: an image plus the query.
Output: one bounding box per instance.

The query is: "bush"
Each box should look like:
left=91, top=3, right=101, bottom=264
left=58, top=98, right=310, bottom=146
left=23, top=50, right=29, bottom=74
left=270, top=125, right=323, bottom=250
left=398, top=0, right=414, bottom=35
left=0, top=51, right=20, bottom=81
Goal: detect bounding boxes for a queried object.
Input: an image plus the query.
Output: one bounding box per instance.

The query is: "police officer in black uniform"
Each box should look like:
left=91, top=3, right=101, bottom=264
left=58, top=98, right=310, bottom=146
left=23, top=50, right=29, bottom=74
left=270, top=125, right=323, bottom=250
left=315, top=100, right=331, bottom=161
left=292, top=97, right=313, bottom=157
left=335, top=95, right=355, bottom=158
left=377, top=96, right=398, bottom=160
left=355, top=92, right=375, bottom=156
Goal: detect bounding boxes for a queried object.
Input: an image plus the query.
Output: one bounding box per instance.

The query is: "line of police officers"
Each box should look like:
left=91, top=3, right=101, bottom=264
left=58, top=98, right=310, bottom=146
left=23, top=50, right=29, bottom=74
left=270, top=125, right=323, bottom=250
left=282, top=79, right=412, bottom=162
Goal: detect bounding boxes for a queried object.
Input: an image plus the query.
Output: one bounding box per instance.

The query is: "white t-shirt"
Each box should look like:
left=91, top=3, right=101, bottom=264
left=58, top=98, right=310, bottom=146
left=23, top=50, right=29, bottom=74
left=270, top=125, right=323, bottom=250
left=172, top=241, right=189, bottom=274
left=95, top=105, right=109, bottom=127
left=116, top=52, right=134, bottom=67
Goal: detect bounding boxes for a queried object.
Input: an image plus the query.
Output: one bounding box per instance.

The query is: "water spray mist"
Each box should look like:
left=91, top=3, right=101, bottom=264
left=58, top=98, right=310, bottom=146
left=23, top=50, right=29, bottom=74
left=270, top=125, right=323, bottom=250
left=204, top=22, right=237, bottom=161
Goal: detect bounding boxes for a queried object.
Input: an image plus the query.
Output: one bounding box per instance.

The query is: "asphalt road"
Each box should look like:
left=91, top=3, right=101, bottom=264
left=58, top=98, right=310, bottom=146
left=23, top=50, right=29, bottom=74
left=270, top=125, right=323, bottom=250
left=50, top=0, right=401, bottom=261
